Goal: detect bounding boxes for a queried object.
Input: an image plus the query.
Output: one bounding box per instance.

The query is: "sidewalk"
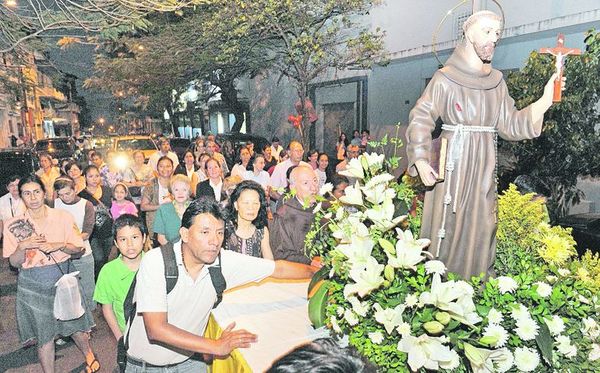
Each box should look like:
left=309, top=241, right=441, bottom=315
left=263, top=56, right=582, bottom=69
left=0, top=258, right=117, bottom=372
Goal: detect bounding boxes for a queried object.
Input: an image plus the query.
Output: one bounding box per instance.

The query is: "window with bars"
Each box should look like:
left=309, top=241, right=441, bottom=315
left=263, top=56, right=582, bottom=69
left=454, top=11, right=470, bottom=41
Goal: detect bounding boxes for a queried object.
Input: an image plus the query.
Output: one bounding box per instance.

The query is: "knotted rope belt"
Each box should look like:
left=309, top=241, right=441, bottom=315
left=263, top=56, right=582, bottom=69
left=435, top=124, right=498, bottom=257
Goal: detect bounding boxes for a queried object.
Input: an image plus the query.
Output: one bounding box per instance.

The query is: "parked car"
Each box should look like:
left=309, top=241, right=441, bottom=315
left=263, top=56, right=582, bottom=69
left=0, top=148, right=37, bottom=192
left=33, top=137, right=79, bottom=162
left=112, top=135, right=158, bottom=160
left=168, top=137, right=192, bottom=162
left=215, top=132, right=269, bottom=169
left=558, top=213, right=600, bottom=255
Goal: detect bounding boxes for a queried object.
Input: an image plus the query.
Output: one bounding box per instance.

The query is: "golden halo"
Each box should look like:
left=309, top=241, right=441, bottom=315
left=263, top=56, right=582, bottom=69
left=431, top=0, right=506, bottom=66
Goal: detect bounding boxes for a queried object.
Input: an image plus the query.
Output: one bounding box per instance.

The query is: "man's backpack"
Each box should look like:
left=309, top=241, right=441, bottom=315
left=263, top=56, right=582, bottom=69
left=117, top=242, right=226, bottom=372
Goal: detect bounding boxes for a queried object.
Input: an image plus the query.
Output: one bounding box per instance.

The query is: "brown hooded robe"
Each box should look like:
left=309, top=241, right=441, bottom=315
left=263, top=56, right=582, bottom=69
left=406, top=43, right=542, bottom=279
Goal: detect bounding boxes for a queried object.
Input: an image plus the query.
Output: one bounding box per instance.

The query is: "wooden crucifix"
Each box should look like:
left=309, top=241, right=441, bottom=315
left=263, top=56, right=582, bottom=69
left=539, top=33, right=581, bottom=102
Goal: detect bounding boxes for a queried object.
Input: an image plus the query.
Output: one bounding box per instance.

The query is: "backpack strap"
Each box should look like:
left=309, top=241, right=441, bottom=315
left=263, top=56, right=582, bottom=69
left=122, top=275, right=137, bottom=351
left=160, top=242, right=179, bottom=294
left=208, top=252, right=226, bottom=308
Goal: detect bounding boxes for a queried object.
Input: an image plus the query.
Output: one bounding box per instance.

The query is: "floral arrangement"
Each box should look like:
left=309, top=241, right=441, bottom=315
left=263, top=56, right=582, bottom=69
left=306, top=137, right=600, bottom=372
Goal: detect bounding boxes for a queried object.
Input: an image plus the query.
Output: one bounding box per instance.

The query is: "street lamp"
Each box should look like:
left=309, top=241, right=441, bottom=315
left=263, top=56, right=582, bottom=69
left=5, top=0, right=17, bottom=8
left=98, top=117, right=105, bottom=124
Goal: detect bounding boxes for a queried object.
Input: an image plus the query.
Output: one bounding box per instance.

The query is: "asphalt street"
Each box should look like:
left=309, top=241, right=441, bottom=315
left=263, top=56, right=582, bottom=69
left=0, top=258, right=118, bottom=373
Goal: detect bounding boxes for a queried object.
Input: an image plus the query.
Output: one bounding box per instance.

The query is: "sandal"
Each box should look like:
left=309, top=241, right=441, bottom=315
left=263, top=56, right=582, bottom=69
left=85, top=358, right=100, bottom=373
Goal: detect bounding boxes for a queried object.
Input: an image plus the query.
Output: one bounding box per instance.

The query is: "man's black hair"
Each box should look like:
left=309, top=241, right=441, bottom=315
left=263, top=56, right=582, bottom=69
left=181, top=198, right=225, bottom=229
left=267, top=338, right=376, bottom=373
left=271, top=136, right=280, bottom=143
left=7, top=174, right=21, bottom=185
left=112, top=213, right=148, bottom=238
left=330, top=174, right=349, bottom=190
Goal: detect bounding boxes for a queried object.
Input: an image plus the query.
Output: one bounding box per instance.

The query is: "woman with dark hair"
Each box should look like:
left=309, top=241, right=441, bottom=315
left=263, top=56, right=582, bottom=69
left=65, top=160, right=86, bottom=194
left=262, top=143, right=277, bottom=174
left=140, top=156, right=174, bottom=241
left=79, top=165, right=113, bottom=278
left=174, top=149, right=200, bottom=197
left=306, top=149, right=319, bottom=170
left=230, top=147, right=252, bottom=179
left=316, top=153, right=330, bottom=189
left=336, top=133, right=349, bottom=162
left=35, top=152, right=60, bottom=203
left=3, top=174, right=99, bottom=373
left=224, top=180, right=274, bottom=259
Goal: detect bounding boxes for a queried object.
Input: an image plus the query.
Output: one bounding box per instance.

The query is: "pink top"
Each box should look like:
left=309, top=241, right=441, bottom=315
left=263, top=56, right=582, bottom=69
left=110, top=200, right=138, bottom=220
left=2, top=207, right=84, bottom=268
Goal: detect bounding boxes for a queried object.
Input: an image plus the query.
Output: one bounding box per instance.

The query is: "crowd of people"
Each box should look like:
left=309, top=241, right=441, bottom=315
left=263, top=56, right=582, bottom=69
left=0, top=131, right=371, bottom=372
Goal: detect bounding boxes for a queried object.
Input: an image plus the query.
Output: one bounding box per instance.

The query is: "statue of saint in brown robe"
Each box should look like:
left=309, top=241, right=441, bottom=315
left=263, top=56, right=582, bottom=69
left=406, top=42, right=543, bottom=279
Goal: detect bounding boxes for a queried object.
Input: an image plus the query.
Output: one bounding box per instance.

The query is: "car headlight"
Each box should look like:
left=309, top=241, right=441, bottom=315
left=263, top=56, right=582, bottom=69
left=113, top=154, right=130, bottom=170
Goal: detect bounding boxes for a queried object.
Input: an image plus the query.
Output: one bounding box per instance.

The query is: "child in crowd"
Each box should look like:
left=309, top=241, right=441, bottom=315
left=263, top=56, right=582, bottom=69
left=93, top=214, right=147, bottom=340
left=110, top=183, right=137, bottom=220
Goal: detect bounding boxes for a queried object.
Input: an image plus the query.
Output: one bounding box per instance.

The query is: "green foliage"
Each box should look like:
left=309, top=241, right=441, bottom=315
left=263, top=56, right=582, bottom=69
left=500, top=29, right=600, bottom=219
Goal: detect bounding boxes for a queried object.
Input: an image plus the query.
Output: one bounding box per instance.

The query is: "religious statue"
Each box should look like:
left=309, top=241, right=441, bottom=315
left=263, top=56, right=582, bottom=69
left=405, top=10, right=564, bottom=279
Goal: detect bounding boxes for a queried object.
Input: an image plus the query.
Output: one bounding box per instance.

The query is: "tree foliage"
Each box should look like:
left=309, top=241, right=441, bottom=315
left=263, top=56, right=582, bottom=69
left=213, top=0, right=386, bottom=146
left=499, top=29, right=600, bottom=220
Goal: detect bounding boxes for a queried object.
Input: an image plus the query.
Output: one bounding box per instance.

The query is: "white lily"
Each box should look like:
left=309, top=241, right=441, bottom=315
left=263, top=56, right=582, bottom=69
left=363, top=173, right=396, bottom=204
left=331, top=216, right=366, bottom=244
left=365, top=197, right=406, bottom=232
left=396, top=228, right=431, bottom=250
left=338, top=157, right=364, bottom=179
left=362, top=152, right=385, bottom=172
left=336, top=234, right=375, bottom=269
left=397, top=334, right=455, bottom=371
left=348, top=296, right=370, bottom=317
left=319, top=182, right=333, bottom=196
left=464, top=343, right=514, bottom=373
left=419, top=274, right=480, bottom=327
left=339, top=181, right=364, bottom=206
left=343, top=256, right=384, bottom=298
left=373, top=303, right=405, bottom=335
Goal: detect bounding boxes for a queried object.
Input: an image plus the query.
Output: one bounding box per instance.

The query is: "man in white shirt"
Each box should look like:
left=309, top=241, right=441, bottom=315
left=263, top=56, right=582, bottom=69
left=148, top=138, right=180, bottom=172
left=125, top=198, right=316, bottom=371
left=270, top=137, right=284, bottom=162
left=0, top=175, right=26, bottom=240
left=270, top=141, right=309, bottom=201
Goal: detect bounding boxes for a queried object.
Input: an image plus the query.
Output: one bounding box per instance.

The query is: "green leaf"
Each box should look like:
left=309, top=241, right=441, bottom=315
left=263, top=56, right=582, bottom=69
left=535, top=322, right=554, bottom=365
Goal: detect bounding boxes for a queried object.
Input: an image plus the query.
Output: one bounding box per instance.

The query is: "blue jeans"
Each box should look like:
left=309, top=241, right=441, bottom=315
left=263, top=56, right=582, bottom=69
left=124, top=357, right=207, bottom=373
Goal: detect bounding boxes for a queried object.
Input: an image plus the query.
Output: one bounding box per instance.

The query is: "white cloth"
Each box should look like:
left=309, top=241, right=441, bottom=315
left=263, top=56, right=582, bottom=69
left=271, top=145, right=284, bottom=161
left=230, top=164, right=248, bottom=180
left=148, top=151, right=180, bottom=172
left=0, top=193, right=25, bottom=221
left=209, top=180, right=223, bottom=201
left=244, top=170, right=271, bottom=190
left=127, top=242, right=275, bottom=365
left=158, top=184, right=171, bottom=205
left=270, top=160, right=310, bottom=191
left=212, top=279, right=330, bottom=371
left=54, top=198, right=92, bottom=256
left=315, top=169, right=327, bottom=189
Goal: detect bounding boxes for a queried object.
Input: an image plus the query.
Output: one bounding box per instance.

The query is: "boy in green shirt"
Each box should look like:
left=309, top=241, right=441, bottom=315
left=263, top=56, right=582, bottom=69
left=93, top=214, right=147, bottom=340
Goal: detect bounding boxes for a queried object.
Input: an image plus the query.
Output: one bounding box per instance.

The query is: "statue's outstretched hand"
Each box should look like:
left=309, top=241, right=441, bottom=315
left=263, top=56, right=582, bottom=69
left=414, top=159, right=438, bottom=187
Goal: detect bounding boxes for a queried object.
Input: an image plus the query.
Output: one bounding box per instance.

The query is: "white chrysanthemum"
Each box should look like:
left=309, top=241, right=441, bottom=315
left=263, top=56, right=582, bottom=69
left=424, top=260, right=447, bottom=275
left=556, top=335, right=577, bottom=358
left=487, top=308, right=504, bottom=324
left=558, top=268, right=571, bottom=277
left=368, top=331, right=384, bottom=344
left=396, top=322, right=411, bottom=336
left=336, top=306, right=345, bottom=317
left=439, top=349, right=460, bottom=370
left=589, top=343, right=600, bottom=361
left=344, top=309, right=359, bottom=326
left=510, top=303, right=530, bottom=322
left=514, top=347, right=540, bottom=372
left=534, top=281, right=552, bottom=298
left=330, top=316, right=342, bottom=333
left=483, top=323, right=509, bottom=348
left=496, top=276, right=518, bottom=294
left=516, top=317, right=539, bottom=341
left=582, top=317, right=600, bottom=340
left=319, top=182, right=333, bottom=196
left=544, top=315, right=565, bottom=336
left=404, top=293, right=419, bottom=308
